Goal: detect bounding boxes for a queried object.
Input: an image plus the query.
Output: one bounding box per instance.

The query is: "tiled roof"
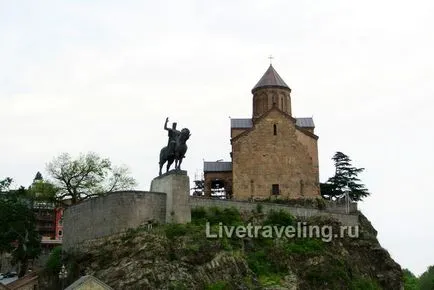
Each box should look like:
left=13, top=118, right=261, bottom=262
left=65, top=275, right=113, bottom=290
left=231, top=118, right=314, bottom=128
left=3, top=273, right=38, bottom=290
left=252, top=64, right=290, bottom=92
left=204, top=161, right=232, bottom=172
left=295, top=117, right=315, bottom=128
left=231, top=118, right=253, bottom=128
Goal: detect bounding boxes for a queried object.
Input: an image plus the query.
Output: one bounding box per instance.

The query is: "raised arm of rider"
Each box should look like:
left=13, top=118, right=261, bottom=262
left=164, top=117, right=169, bottom=130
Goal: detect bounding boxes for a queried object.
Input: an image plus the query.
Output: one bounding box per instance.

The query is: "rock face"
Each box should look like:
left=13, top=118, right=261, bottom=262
left=66, top=212, right=403, bottom=290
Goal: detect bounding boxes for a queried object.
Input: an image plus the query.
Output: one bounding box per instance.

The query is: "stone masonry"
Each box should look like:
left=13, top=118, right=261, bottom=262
left=63, top=191, right=166, bottom=250
left=150, top=170, right=191, bottom=223
left=204, top=64, right=320, bottom=200
left=232, top=108, right=320, bottom=200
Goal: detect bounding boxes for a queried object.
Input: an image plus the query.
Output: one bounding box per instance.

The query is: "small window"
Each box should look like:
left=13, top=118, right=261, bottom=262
left=300, top=180, right=304, bottom=196
left=272, top=184, right=280, bottom=195
left=58, top=230, right=62, bottom=237
left=273, top=124, right=277, bottom=135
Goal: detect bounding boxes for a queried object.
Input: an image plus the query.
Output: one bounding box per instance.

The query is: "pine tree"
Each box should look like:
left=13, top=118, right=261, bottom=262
left=321, top=152, right=370, bottom=201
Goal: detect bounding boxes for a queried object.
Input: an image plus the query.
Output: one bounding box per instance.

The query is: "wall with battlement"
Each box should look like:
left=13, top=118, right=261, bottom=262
left=63, top=191, right=166, bottom=250
left=189, top=197, right=359, bottom=226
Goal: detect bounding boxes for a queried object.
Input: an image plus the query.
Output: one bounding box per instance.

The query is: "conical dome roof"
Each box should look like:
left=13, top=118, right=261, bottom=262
left=252, top=64, right=290, bottom=93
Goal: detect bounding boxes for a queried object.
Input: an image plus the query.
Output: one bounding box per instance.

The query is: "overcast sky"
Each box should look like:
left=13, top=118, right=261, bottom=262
left=1, top=0, right=433, bottom=276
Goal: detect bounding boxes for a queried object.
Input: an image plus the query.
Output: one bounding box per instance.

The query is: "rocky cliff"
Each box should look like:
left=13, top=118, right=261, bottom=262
left=64, top=208, right=402, bottom=290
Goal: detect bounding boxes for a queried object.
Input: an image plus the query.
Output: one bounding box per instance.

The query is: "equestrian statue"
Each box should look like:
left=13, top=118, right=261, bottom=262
left=159, top=117, right=191, bottom=176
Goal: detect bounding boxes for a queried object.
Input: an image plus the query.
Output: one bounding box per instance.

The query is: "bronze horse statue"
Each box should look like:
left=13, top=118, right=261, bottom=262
left=159, top=128, right=191, bottom=176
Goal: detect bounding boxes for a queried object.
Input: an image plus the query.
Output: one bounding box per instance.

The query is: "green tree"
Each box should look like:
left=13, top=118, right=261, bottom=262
left=402, top=269, right=418, bottom=290
left=419, top=265, right=434, bottom=290
left=320, top=152, right=370, bottom=201
left=0, top=180, right=41, bottom=277
left=45, top=246, right=62, bottom=275
left=46, top=152, right=137, bottom=205
left=0, top=177, right=13, bottom=192
left=27, top=172, right=58, bottom=203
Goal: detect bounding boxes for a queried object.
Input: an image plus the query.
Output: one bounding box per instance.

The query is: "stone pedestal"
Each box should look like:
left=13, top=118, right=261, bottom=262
left=150, top=170, right=191, bottom=223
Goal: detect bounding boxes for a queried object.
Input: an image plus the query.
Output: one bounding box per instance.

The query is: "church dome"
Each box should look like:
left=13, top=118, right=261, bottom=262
left=251, top=64, right=290, bottom=93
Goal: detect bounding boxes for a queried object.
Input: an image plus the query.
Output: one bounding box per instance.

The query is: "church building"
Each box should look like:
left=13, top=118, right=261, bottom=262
left=203, top=64, right=320, bottom=200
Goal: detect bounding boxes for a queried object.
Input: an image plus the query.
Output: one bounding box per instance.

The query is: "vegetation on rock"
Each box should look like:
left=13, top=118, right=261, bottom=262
left=418, top=266, right=434, bottom=290
left=403, top=269, right=418, bottom=290
left=54, top=206, right=403, bottom=289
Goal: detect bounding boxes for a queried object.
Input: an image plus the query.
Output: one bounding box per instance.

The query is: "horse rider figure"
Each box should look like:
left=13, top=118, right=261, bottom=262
left=159, top=117, right=191, bottom=175
left=164, top=117, right=181, bottom=157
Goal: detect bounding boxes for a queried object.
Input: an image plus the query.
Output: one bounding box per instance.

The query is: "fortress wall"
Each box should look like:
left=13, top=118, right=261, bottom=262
left=63, top=191, right=166, bottom=250
left=324, top=200, right=358, bottom=214
left=64, top=191, right=358, bottom=250
left=189, top=197, right=359, bottom=226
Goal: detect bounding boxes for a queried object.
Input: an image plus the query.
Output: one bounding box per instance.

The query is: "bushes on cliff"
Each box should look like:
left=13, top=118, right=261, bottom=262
left=204, top=281, right=230, bottom=290
left=282, top=239, right=324, bottom=255
left=164, top=223, right=191, bottom=239
left=419, top=265, right=434, bottom=290
left=350, top=277, right=382, bottom=290
left=263, top=209, right=294, bottom=226
left=45, top=246, right=62, bottom=275
left=246, top=248, right=284, bottom=277
left=163, top=223, right=227, bottom=264
left=302, top=258, right=351, bottom=289
left=191, top=206, right=242, bottom=226
left=402, top=269, right=418, bottom=290
left=191, top=207, right=207, bottom=221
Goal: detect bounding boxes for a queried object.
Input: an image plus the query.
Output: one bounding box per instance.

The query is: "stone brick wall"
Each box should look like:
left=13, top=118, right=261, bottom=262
left=189, top=197, right=359, bottom=226
left=253, top=87, right=292, bottom=118
left=231, top=128, right=247, bottom=139
left=63, top=192, right=358, bottom=250
left=232, top=109, right=320, bottom=200
left=295, top=129, right=319, bottom=183
left=63, top=191, right=166, bottom=250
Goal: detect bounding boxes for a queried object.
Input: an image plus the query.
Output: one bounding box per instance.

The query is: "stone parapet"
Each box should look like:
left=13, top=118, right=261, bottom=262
left=63, top=191, right=166, bottom=250
left=189, top=197, right=359, bottom=226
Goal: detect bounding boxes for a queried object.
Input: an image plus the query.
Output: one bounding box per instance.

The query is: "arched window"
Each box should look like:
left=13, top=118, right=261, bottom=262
left=273, top=124, right=277, bottom=135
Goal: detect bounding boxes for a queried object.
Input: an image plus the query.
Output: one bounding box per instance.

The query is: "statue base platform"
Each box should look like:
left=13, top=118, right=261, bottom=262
left=156, top=169, right=187, bottom=179
left=150, top=171, right=191, bottom=224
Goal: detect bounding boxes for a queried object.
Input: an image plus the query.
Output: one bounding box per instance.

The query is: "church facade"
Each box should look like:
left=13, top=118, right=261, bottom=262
left=203, top=65, right=320, bottom=200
